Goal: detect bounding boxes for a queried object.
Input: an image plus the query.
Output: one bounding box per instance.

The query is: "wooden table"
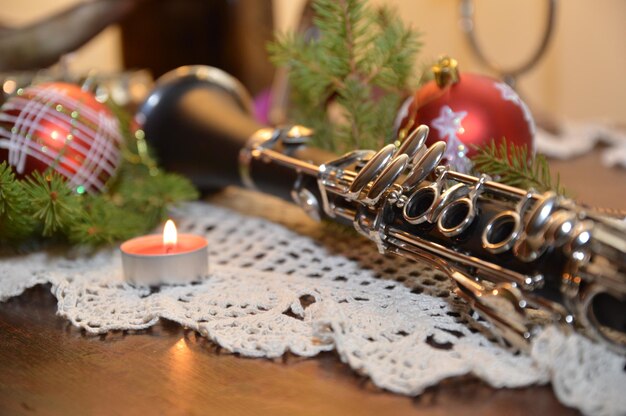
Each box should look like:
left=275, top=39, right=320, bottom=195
left=0, top=150, right=623, bottom=416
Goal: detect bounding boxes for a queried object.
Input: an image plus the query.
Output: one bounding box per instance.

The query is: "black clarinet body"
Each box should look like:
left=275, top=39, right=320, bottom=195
left=140, top=66, right=626, bottom=353
left=138, top=66, right=333, bottom=201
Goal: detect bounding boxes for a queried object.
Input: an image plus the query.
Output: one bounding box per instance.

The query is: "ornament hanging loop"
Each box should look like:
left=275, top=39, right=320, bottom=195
left=459, top=0, right=557, bottom=87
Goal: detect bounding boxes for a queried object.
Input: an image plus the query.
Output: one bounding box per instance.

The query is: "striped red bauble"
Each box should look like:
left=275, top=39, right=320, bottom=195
left=0, top=82, right=123, bottom=194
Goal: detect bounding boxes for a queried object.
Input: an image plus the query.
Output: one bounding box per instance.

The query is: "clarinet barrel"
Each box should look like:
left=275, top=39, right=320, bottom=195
left=138, top=66, right=334, bottom=199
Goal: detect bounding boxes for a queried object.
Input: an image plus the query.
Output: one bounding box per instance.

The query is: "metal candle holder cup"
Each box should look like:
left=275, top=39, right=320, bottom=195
left=120, top=233, right=208, bottom=286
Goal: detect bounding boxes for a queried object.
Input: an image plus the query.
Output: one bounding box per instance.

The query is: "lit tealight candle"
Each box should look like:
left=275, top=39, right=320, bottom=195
left=120, top=220, right=208, bottom=286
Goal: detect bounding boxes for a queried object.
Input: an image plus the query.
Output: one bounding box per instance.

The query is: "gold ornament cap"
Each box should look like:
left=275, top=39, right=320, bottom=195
left=432, top=56, right=460, bottom=88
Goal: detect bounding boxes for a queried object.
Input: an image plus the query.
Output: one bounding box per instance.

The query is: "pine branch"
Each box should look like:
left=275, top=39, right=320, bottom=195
left=21, top=171, right=82, bottom=237
left=113, top=172, right=199, bottom=228
left=0, top=162, right=36, bottom=240
left=471, top=139, right=567, bottom=195
left=69, top=196, right=145, bottom=245
left=362, top=6, right=421, bottom=90
left=268, top=0, right=421, bottom=153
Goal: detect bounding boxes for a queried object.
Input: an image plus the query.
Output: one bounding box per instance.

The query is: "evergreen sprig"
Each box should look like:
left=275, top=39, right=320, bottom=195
left=471, top=139, right=566, bottom=195
left=0, top=162, right=35, bottom=241
left=268, top=0, right=421, bottom=153
left=69, top=196, right=143, bottom=245
left=22, top=170, right=82, bottom=237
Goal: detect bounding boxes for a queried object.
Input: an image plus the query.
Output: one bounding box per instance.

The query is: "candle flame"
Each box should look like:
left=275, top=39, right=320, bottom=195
left=163, top=219, right=178, bottom=246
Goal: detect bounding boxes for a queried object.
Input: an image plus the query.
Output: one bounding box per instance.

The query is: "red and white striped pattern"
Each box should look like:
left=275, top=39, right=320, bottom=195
left=0, top=83, right=123, bottom=193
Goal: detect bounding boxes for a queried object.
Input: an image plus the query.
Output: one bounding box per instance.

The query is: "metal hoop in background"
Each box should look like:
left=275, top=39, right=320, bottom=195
left=459, top=0, right=558, bottom=87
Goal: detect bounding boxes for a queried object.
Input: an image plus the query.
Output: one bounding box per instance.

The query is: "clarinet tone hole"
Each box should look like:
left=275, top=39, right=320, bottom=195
left=438, top=200, right=471, bottom=235
left=403, top=187, right=437, bottom=223
left=588, top=291, right=626, bottom=350
left=488, top=217, right=516, bottom=244
left=482, top=211, right=520, bottom=253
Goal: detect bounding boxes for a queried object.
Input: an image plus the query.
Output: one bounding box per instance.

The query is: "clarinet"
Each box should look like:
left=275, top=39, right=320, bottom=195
left=139, top=66, right=626, bottom=353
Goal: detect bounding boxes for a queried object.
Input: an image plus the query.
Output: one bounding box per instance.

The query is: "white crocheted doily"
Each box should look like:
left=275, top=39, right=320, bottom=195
left=1, top=191, right=624, bottom=416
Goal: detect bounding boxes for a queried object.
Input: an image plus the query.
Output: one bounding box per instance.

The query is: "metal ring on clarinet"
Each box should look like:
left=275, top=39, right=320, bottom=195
left=482, top=191, right=535, bottom=254
left=438, top=174, right=490, bottom=237
left=403, top=166, right=450, bottom=225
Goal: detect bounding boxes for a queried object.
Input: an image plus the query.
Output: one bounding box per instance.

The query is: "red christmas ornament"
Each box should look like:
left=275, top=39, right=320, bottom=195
left=0, top=82, right=123, bottom=193
left=395, top=57, right=535, bottom=173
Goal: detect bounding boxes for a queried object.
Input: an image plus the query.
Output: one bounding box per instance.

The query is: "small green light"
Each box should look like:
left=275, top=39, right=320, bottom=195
left=76, top=185, right=86, bottom=194
left=56, top=104, right=63, bottom=112
left=134, top=129, right=145, bottom=140
left=71, top=111, right=79, bottom=118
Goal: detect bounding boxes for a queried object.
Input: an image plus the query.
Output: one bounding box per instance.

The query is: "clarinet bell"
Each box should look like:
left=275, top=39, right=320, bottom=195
left=138, top=65, right=261, bottom=191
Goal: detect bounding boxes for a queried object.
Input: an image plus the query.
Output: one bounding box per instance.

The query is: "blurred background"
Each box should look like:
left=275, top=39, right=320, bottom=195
left=1, top=0, right=624, bottom=125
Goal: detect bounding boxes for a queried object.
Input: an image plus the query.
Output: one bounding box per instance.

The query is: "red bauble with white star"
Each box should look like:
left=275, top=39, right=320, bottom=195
left=0, top=82, right=123, bottom=193
left=395, top=58, right=535, bottom=173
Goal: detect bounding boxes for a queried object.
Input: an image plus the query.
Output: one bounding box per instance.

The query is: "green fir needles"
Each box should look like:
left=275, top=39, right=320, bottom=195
left=471, top=139, right=566, bottom=195
left=0, top=159, right=197, bottom=247
left=268, top=0, right=421, bottom=153
left=23, top=171, right=81, bottom=237
left=0, top=162, right=35, bottom=240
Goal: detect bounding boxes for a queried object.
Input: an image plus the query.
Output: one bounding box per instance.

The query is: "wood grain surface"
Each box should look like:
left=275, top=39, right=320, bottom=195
left=0, top=150, right=623, bottom=416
